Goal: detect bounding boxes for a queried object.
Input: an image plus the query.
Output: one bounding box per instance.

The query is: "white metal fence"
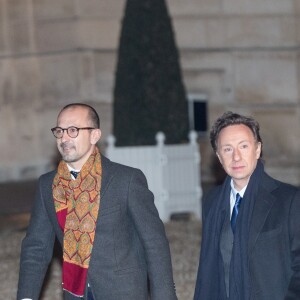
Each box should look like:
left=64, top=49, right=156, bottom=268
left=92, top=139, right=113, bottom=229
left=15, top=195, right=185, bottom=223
left=105, top=131, right=202, bottom=222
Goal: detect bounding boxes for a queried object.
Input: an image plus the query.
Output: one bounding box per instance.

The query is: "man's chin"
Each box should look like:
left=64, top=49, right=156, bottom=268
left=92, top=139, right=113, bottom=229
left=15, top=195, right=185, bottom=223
left=62, top=154, right=76, bottom=163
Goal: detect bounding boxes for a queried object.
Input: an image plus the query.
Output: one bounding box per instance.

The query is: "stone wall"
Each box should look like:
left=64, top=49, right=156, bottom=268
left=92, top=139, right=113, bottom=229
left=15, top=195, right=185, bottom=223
left=0, top=0, right=299, bottom=185
left=0, top=0, right=118, bottom=181
left=167, top=0, right=300, bottom=185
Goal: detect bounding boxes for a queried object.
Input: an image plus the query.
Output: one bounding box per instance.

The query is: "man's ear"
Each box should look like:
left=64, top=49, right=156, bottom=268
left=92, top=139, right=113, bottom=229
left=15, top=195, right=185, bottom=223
left=91, top=129, right=101, bottom=145
left=216, top=152, right=221, bottom=163
left=216, top=152, right=225, bottom=170
left=256, top=142, right=262, bottom=159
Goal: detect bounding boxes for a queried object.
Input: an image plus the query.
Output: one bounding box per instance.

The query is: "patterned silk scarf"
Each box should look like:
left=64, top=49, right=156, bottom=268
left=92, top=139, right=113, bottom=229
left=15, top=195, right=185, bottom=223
left=53, top=147, right=102, bottom=297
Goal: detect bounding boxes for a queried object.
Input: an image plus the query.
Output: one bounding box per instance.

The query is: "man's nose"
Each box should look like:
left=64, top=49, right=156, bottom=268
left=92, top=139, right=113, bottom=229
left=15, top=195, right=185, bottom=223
left=60, top=129, right=70, bottom=142
left=233, top=148, right=241, bottom=161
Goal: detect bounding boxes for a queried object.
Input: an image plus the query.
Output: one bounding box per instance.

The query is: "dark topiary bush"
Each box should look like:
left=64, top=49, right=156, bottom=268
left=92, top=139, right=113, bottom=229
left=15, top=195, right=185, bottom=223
left=113, top=0, right=189, bottom=146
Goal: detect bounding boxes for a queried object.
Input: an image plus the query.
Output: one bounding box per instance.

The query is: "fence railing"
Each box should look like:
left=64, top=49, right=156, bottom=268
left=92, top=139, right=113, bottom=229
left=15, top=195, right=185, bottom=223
left=106, top=131, right=202, bottom=222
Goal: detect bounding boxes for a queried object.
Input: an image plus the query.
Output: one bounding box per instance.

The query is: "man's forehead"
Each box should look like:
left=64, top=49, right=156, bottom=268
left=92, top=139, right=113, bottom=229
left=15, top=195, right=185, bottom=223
left=218, top=124, right=255, bottom=142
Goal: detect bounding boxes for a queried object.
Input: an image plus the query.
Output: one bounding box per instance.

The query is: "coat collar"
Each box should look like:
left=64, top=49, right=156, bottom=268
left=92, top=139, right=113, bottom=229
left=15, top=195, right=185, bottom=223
left=248, top=172, right=279, bottom=252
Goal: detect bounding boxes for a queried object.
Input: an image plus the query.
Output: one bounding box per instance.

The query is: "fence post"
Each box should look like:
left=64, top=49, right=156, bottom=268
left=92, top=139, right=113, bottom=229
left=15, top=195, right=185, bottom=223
left=189, top=130, right=202, bottom=219
left=155, top=132, right=169, bottom=221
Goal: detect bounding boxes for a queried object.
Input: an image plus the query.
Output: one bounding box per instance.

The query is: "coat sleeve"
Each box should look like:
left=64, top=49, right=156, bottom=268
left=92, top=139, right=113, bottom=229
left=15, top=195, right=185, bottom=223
left=127, top=169, right=177, bottom=300
left=285, top=188, right=300, bottom=299
left=17, top=176, right=56, bottom=300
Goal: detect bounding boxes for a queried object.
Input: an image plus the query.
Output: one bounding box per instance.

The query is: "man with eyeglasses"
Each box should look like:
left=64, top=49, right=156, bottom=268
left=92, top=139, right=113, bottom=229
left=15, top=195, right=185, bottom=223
left=17, top=103, right=177, bottom=300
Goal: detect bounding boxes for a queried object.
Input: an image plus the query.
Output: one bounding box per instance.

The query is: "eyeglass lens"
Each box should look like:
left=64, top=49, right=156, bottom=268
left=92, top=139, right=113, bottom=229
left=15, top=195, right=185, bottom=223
left=52, top=127, right=79, bottom=138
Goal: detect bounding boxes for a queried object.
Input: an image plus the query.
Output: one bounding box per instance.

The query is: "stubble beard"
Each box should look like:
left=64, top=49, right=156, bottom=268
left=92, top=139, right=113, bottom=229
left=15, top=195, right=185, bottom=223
left=59, top=142, right=77, bottom=163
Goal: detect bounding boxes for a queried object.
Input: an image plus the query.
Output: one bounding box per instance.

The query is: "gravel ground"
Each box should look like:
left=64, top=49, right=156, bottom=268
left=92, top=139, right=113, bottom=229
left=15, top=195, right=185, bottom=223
left=0, top=214, right=201, bottom=300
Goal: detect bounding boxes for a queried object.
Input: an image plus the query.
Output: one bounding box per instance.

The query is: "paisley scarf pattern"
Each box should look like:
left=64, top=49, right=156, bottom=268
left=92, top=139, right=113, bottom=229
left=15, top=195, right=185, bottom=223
left=53, top=147, right=101, bottom=297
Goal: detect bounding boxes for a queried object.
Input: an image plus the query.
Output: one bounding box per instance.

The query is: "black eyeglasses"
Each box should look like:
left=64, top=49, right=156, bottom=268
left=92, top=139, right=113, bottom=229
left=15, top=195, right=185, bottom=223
left=51, top=126, right=95, bottom=138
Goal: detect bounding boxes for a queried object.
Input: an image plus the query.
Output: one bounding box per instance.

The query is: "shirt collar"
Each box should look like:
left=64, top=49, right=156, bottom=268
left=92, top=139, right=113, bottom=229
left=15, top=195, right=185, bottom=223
left=67, top=164, right=81, bottom=173
left=230, top=179, right=248, bottom=198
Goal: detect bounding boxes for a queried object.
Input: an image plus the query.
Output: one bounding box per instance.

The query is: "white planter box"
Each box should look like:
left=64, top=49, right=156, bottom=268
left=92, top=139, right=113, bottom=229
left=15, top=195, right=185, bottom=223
left=106, top=131, right=202, bottom=222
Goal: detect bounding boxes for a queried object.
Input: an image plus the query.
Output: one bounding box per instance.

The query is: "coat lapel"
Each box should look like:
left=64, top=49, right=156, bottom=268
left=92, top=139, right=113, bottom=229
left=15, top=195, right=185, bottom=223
left=100, top=155, right=117, bottom=202
left=248, top=174, right=279, bottom=253
left=42, top=171, right=65, bottom=242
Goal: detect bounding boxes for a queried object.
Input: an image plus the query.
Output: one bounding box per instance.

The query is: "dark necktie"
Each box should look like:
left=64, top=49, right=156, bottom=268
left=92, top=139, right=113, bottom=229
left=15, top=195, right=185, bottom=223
left=70, top=171, right=79, bottom=179
left=231, top=193, right=242, bottom=233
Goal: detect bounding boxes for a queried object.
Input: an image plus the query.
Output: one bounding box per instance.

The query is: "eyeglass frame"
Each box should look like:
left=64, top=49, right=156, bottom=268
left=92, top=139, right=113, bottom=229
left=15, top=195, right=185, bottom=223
left=51, top=126, right=96, bottom=139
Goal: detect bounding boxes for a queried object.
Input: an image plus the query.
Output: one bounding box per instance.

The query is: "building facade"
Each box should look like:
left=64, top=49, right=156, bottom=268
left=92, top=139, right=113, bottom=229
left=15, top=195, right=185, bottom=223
left=0, top=0, right=299, bottom=184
